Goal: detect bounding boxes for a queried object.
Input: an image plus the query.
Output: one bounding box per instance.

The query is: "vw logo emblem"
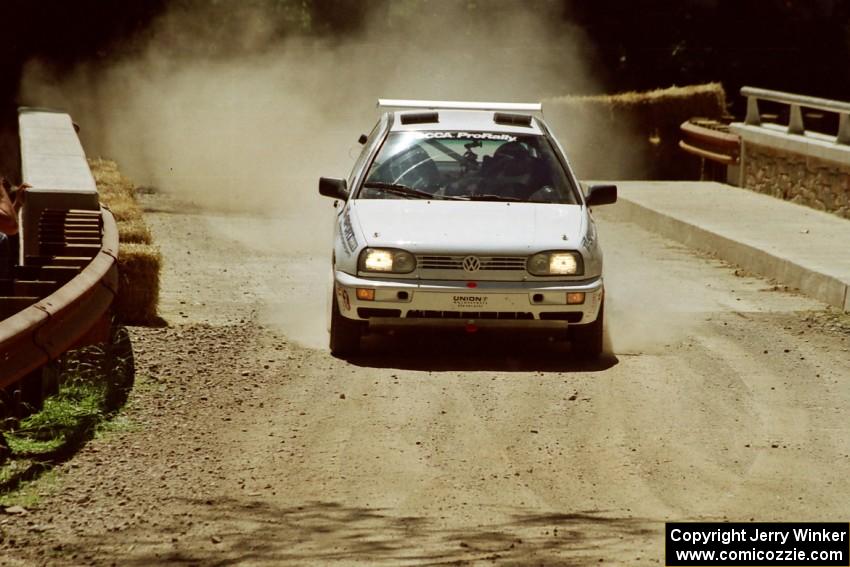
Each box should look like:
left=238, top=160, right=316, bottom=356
left=462, top=256, right=481, bottom=272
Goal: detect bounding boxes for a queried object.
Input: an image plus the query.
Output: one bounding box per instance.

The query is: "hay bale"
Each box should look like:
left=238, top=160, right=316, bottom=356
left=115, top=243, right=161, bottom=325
left=105, top=194, right=143, bottom=223
left=89, top=159, right=143, bottom=221
left=544, top=83, right=727, bottom=180
left=89, top=158, right=161, bottom=325
left=89, top=158, right=141, bottom=215
left=89, top=158, right=135, bottom=199
left=117, top=218, right=152, bottom=244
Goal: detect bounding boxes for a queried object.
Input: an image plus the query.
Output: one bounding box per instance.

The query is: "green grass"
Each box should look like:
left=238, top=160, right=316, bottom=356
left=0, top=330, right=135, bottom=497
left=0, top=379, right=107, bottom=494
left=11, top=381, right=106, bottom=443
left=6, top=435, right=64, bottom=455
left=96, top=411, right=138, bottom=435
left=0, top=468, right=59, bottom=508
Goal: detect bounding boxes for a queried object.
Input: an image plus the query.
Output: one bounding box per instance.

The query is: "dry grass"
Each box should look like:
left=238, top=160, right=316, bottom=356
left=89, top=158, right=161, bottom=324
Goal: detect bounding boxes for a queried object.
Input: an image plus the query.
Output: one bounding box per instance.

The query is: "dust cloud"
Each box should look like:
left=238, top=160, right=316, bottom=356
left=19, top=1, right=687, bottom=352
left=21, top=1, right=598, bottom=220
left=603, top=269, right=698, bottom=355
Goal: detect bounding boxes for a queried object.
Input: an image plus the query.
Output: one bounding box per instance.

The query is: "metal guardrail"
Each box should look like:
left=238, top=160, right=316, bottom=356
left=0, top=108, right=117, bottom=389
left=679, top=119, right=741, bottom=165
left=0, top=208, right=118, bottom=386
left=742, top=86, right=850, bottom=144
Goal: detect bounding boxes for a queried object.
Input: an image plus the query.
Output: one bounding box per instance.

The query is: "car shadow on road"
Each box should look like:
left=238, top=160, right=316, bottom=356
left=347, top=330, right=618, bottom=373
left=85, top=499, right=654, bottom=566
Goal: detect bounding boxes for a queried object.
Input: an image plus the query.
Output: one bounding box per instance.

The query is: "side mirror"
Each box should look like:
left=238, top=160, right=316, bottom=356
left=319, top=177, right=348, bottom=200
left=585, top=184, right=617, bottom=207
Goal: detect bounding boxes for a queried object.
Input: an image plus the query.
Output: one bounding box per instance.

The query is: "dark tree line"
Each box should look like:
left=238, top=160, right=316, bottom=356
left=564, top=0, right=850, bottom=114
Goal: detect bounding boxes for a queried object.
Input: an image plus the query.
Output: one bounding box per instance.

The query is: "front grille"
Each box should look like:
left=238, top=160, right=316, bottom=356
left=406, top=310, right=534, bottom=320
left=417, top=255, right=527, bottom=271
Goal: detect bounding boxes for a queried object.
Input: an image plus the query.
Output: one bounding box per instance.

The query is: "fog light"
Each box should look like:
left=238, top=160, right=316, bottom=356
left=356, top=288, right=375, bottom=301
left=566, top=292, right=585, bottom=305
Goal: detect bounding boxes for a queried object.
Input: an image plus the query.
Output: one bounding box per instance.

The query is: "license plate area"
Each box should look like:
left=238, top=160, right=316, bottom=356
left=418, top=292, right=528, bottom=311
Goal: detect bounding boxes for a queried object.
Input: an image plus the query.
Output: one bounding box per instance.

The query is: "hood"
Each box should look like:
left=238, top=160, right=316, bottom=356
left=350, top=199, right=586, bottom=255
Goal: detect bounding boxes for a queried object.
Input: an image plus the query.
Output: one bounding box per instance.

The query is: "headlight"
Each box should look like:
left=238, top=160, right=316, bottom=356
left=527, top=251, right=583, bottom=276
left=358, top=248, right=417, bottom=274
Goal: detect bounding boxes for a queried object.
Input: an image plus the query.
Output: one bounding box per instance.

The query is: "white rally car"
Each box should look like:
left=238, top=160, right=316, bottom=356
left=319, top=100, right=617, bottom=358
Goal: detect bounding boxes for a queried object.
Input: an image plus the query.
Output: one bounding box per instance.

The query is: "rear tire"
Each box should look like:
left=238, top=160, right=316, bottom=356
left=330, top=294, right=364, bottom=357
left=570, top=300, right=604, bottom=360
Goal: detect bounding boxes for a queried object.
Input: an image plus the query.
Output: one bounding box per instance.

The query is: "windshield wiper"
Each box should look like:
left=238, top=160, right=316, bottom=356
left=362, top=182, right=436, bottom=200
left=465, top=194, right=523, bottom=202
left=362, top=182, right=465, bottom=201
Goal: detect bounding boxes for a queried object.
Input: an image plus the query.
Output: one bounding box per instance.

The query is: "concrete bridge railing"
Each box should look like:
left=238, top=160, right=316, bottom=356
left=18, top=108, right=101, bottom=263
left=731, top=87, right=850, bottom=219
left=741, top=86, right=850, bottom=144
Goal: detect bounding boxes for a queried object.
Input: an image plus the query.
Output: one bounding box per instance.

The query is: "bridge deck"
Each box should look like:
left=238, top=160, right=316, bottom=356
left=611, top=181, right=850, bottom=311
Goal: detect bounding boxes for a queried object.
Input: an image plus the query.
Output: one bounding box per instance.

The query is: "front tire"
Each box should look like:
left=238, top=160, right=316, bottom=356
left=570, top=300, right=604, bottom=360
left=330, top=294, right=364, bottom=357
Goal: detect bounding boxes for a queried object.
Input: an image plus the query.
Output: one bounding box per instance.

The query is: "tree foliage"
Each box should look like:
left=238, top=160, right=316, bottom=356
left=563, top=0, right=850, bottom=112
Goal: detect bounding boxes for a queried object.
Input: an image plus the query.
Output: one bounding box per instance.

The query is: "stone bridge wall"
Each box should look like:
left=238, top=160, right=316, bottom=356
left=732, top=123, right=850, bottom=220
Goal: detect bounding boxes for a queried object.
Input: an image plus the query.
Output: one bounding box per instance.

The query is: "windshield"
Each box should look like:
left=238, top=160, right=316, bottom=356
left=357, top=131, right=579, bottom=204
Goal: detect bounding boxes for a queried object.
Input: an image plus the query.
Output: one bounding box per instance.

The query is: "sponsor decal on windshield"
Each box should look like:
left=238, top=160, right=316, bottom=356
left=414, top=131, right=517, bottom=142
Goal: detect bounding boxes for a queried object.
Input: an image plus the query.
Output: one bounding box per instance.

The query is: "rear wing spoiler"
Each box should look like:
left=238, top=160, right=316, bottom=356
left=377, top=99, right=542, bottom=112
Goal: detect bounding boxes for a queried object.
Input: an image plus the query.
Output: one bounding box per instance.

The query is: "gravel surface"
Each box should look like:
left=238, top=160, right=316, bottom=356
left=1, top=194, right=848, bottom=566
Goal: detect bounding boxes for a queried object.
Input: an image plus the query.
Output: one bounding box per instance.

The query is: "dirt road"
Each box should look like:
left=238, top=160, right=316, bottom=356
left=2, top=193, right=849, bottom=566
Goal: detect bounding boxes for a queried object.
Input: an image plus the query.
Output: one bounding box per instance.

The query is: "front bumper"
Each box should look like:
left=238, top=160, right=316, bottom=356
left=334, top=271, right=603, bottom=329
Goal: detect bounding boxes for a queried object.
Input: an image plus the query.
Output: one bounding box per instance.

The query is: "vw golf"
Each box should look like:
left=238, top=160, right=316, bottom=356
left=319, top=100, right=617, bottom=358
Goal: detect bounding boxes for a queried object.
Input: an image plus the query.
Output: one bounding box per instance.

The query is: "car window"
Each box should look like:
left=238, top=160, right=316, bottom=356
left=358, top=131, right=578, bottom=204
